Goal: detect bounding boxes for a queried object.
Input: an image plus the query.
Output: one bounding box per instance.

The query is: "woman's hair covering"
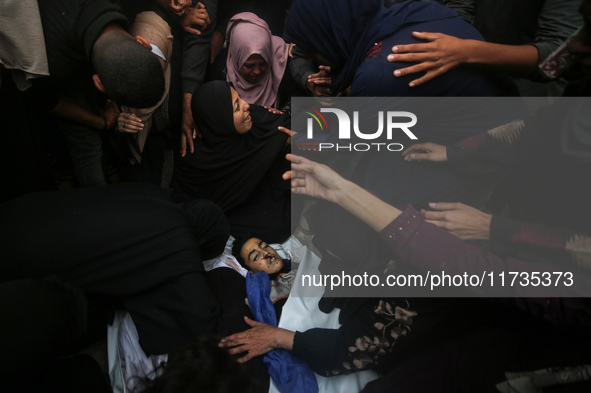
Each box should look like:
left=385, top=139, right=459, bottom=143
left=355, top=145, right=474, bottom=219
left=226, top=12, right=289, bottom=107
left=283, top=0, right=456, bottom=93
left=177, top=80, right=289, bottom=211
left=191, top=80, right=237, bottom=144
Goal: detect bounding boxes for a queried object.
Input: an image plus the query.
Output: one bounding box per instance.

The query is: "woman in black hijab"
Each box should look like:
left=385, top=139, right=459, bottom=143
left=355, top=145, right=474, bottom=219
left=172, top=80, right=292, bottom=243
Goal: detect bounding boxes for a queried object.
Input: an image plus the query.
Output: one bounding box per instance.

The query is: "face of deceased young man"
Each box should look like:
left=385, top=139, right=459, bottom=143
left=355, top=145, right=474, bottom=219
left=240, top=237, right=283, bottom=274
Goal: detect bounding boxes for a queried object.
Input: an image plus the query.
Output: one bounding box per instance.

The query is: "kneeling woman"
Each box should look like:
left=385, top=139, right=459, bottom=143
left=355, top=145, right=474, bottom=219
left=172, top=81, right=292, bottom=243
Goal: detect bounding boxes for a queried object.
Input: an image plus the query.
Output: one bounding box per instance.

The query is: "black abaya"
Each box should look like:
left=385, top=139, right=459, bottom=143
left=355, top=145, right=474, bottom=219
left=0, top=183, right=229, bottom=355
left=172, top=81, right=292, bottom=242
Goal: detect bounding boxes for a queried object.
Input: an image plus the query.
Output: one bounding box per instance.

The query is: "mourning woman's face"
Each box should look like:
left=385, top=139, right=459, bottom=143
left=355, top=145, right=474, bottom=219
left=239, top=54, right=269, bottom=84
left=240, top=237, right=283, bottom=274
left=230, top=87, right=253, bottom=134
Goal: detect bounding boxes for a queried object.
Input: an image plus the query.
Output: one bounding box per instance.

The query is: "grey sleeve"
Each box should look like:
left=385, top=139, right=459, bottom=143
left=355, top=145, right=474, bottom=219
left=288, top=46, right=315, bottom=92
left=532, top=0, right=583, bottom=65
left=442, top=0, right=475, bottom=24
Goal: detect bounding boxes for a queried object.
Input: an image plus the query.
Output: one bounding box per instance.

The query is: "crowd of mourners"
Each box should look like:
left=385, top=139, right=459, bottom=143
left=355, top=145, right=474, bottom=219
left=1, top=0, right=591, bottom=392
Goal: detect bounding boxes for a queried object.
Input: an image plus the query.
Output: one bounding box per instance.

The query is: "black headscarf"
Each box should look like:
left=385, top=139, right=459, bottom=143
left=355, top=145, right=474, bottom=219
left=173, top=81, right=290, bottom=212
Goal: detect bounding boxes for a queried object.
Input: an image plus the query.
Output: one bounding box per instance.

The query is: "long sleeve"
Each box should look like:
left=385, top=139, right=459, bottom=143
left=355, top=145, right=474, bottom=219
left=181, top=0, right=217, bottom=94
left=378, top=205, right=591, bottom=326
left=446, top=119, right=526, bottom=179
left=287, top=46, right=315, bottom=92
left=442, top=0, right=475, bottom=24
left=291, top=297, right=422, bottom=376
left=490, top=215, right=591, bottom=270
left=531, top=0, right=583, bottom=66
left=292, top=328, right=348, bottom=376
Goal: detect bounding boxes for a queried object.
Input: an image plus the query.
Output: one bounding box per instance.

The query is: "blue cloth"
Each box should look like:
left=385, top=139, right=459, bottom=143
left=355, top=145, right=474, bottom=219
left=246, top=271, right=318, bottom=393
left=284, top=0, right=517, bottom=96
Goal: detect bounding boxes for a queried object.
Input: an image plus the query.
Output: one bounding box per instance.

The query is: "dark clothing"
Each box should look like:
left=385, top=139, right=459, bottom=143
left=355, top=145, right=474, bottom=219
left=0, top=183, right=229, bottom=354
left=206, top=268, right=270, bottom=391
left=286, top=45, right=316, bottom=93
left=172, top=81, right=291, bottom=242
left=378, top=99, right=591, bottom=325
left=445, top=100, right=591, bottom=262
left=291, top=298, right=463, bottom=376
left=181, top=0, right=218, bottom=94
left=445, top=0, right=582, bottom=71
left=37, top=0, right=128, bottom=87
left=215, top=0, right=288, bottom=39
left=444, top=0, right=582, bottom=96
left=284, top=0, right=516, bottom=97
left=33, top=0, right=129, bottom=186
left=0, top=68, right=57, bottom=203
left=0, top=277, right=87, bottom=384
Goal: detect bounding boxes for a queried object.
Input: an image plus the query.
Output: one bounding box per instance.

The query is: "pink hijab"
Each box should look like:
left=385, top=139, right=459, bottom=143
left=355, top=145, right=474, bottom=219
left=226, top=12, right=289, bottom=107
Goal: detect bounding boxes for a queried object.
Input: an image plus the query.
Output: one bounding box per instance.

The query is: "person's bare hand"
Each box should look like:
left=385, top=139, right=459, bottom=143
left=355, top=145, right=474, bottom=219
left=388, top=32, right=469, bottom=87
left=168, top=0, right=191, bottom=15
left=288, top=43, right=296, bottom=58
left=101, top=99, right=120, bottom=131
left=210, top=31, right=224, bottom=63
left=283, top=154, right=346, bottom=204
left=420, top=202, right=492, bottom=240
left=180, top=2, right=211, bottom=34
left=306, top=65, right=332, bottom=96
left=117, top=112, right=143, bottom=134
left=278, top=126, right=295, bottom=147
left=402, top=142, right=447, bottom=162
left=219, top=317, right=294, bottom=363
left=181, top=93, right=199, bottom=157
left=264, top=106, right=284, bottom=115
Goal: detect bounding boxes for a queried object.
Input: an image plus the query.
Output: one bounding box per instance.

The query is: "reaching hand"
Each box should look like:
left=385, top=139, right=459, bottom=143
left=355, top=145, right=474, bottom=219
left=402, top=142, right=447, bottom=162
left=180, top=2, right=211, bottom=34
left=264, top=106, right=284, bottom=115
left=278, top=126, right=295, bottom=147
left=218, top=317, right=294, bottom=363
left=306, top=65, right=333, bottom=96
left=388, top=32, right=468, bottom=87
left=283, top=154, right=346, bottom=204
left=420, top=202, right=492, bottom=240
left=117, top=112, right=143, bottom=134
left=102, top=99, right=120, bottom=131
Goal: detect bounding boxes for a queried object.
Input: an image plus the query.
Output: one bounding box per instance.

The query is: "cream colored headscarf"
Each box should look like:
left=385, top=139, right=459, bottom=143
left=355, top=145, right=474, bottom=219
left=122, top=11, right=173, bottom=161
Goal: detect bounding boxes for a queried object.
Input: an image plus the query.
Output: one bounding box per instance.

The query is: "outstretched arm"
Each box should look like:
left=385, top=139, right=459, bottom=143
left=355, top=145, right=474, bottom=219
left=285, top=154, right=403, bottom=232
left=286, top=154, right=493, bottom=240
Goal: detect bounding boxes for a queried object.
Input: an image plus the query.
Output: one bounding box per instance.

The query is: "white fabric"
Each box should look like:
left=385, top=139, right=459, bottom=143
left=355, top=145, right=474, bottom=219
left=150, top=43, right=166, bottom=61
left=107, top=313, right=127, bottom=393
left=269, top=237, right=380, bottom=393
left=108, top=312, right=167, bottom=393
left=203, top=252, right=249, bottom=277
left=109, top=236, right=378, bottom=393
